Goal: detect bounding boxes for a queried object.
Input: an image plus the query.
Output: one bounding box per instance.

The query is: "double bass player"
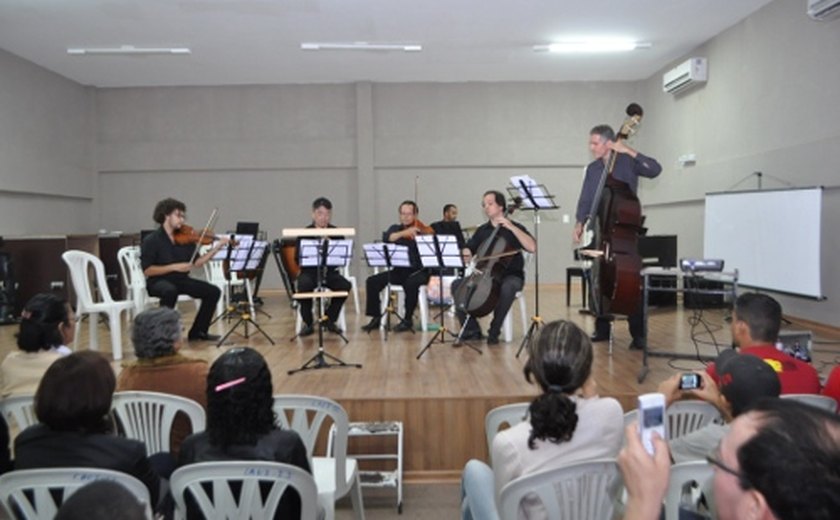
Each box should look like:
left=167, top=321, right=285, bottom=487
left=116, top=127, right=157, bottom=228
left=573, top=124, right=662, bottom=350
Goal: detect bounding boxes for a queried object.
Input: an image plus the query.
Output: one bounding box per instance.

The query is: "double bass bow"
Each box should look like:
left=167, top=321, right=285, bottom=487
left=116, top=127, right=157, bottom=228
left=578, top=103, right=646, bottom=317
left=452, top=198, right=522, bottom=318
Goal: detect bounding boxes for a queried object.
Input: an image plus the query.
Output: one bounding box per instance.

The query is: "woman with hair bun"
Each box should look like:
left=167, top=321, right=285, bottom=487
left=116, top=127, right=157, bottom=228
left=1, top=293, right=75, bottom=397
left=461, top=320, right=623, bottom=520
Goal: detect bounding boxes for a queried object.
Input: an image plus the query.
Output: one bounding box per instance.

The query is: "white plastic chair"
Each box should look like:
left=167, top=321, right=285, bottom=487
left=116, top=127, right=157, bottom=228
left=111, top=391, right=206, bottom=455
left=294, top=288, right=348, bottom=333
left=62, top=250, right=135, bottom=360
left=484, top=402, right=529, bottom=463
left=502, top=252, right=531, bottom=342
left=665, top=461, right=714, bottom=520
left=118, top=246, right=198, bottom=318
left=499, top=458, right=622, bottom=520
left=272, top=395, right=365, bottom=520
left=0, top=467, right=152, bottom=520
left=667, top=401, right=722, bottom=439
left=342, top=264, right=360, bottom=315
left=0, top=394, right=38, bottom=439
left=781, top=393, right=838, bottom=412
left=170, top=461, right=319, bottom=520
left=199, top=244, right=252, bottom=317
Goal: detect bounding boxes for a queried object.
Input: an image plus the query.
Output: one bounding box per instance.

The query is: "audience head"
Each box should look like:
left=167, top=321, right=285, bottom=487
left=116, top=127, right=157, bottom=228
left=712, top=398, right=840, bottom=520
left=731, top=292, right=782, bottom=346
left=152, top=197, right=186, bottom=225
left=714, top=350, right=781, bottom=417
left=16, top=293, right=75, bottom=352
left=54, top=480, right=147, bottom=520
left=523, top=320, right=594, bottom=449
left=35, top=351, right=115, bottom=434
left=131, top=307, right=183, bottom=359
left=206, top=347, right=275, bottom=447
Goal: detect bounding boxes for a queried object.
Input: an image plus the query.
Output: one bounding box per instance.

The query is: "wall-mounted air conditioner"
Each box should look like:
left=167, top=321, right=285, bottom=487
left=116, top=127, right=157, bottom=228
left=662, top=57, right=707, bottom=94
left=808, top=0, right=840, bottom=20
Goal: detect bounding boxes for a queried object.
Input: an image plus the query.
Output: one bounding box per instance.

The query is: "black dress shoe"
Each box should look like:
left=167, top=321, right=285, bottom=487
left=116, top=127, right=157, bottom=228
left=298, top=324, right=315, bottom=337
left=324, top=321, right=343, bottom=334
left=393, top=320, right=413, bottom=333
left=486, top=335, right=500, bottom=346
left=188, top=331, right=221, bottom=342
left=590, top=332, right=610, bottom=342
left=629, top=338, right=646, bottom=350
left=361, top=318, right=381, bottom=332
left=460, top=330, right=484, bottom=341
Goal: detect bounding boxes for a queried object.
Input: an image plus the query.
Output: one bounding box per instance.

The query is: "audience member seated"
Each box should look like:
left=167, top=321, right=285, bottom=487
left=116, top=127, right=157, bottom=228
left=117, top=307, right=208, bottom=457
left=658, top=349, right=781, bottom=463
left=708, top=293, right=821, bottom=395
left=54, top=480, right=148, bottom=520
left=461, top=320, right=623, bottom=520
left=13, top=351, right=164, bottom=510
left=821, top=364, right=840, bottom=412
left=1, top=293, right=74, bottom=398
left=178, top=347, right=311, bottom=519
left=619, top=398, right=840, bottom=520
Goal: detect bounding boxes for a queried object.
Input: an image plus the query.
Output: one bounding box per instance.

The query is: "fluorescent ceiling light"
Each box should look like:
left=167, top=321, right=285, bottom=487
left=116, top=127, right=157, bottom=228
left=301, top=42, right=422, bottom=52
left=533, top=40, right=651, bottom=53
left=67, top=45, right=191, bottom=56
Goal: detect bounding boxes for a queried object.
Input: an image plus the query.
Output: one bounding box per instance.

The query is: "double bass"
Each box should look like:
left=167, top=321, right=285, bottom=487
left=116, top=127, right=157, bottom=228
left=579, top=103, right=646, bottom=316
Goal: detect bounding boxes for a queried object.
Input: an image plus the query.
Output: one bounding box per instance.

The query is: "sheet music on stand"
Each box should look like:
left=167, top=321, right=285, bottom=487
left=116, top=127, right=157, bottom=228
left=415, top=235, right=462, bottom=269
left=362, top=243, right=411, bottom=268
left=212, top=234, right=268, bottom=272
left=509, top=175, right=557, bottom=210
left=299, top=239, right=353, bottom=268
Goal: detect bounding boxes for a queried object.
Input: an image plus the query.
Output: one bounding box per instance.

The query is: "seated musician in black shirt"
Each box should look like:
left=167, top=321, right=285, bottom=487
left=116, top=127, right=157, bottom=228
left=430, top=203, right=467, bottom=258
left=452, top=191, right=536, bottom=345
left=295, top=197, right=352, bottom=337
left=361, top=200, right=432, bottom=333
left=140, top=198, right=229, bottom=342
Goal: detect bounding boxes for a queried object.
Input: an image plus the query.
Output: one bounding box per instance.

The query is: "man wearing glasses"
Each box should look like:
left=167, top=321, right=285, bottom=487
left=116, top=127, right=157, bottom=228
left=619, top=398, right=840, bottom=520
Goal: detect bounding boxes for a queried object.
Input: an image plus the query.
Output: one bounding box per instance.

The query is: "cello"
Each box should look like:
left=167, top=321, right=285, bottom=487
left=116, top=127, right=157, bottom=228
left=578, top=103, right=646, bottom=317
left=452, top=199, right=522, bottom=317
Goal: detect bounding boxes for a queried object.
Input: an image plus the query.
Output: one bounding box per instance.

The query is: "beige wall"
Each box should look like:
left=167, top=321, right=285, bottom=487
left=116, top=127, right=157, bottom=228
left=2, top=0, right=837, bottom=323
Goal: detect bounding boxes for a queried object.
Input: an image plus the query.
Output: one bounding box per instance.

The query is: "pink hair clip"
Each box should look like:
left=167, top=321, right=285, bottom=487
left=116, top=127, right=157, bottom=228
left=20, top=310, right=32, bottom=320
left=214, top=377, right=246, bottom=392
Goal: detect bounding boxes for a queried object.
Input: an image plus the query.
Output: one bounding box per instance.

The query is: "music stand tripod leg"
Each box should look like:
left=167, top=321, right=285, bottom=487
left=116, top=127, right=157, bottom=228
left=515, top=315, right=543, bottom=358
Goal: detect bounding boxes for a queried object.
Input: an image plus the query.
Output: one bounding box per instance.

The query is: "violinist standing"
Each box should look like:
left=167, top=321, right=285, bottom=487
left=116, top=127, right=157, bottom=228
left=452, top=191, right=536, bottom=345
left=573, top=124, right=662, bottom=350
left=361, top=201, right=432, bottom=333
left=140, top=198, right=229, bottom=342
left=295, top=197, right=352, bottom=337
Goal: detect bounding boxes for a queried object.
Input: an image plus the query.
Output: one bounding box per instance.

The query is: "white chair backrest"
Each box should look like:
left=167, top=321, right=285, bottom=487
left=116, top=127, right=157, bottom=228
left=665, top=461, right=714, bottom=520
left=484, top=402, right=529, bottom=462
left=781, top=393, right=838, bottom=412
left=171, top=461, right=318, bottom=520
left=0, top=467, right=152, bottom=520
left=272, top=395, right=350, bottom=494
left=112, top=391, right=206, bottom=454
left=61, top=250, right=116, bottom=310
left=0, top=394, right=38, bottom=434
left=499, top=458, right=622, bottom=520
left=667, top=401, right=722, bottom=439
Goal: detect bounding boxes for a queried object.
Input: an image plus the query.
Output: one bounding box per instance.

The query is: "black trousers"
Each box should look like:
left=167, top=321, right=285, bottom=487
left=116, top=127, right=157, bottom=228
left=296, top=269, right=351, bottom=326
left=365, top=268, right=430, bottom=323
left=146, top=276, right=221, bottom=337
left=452, top=274, right=524, bottom=339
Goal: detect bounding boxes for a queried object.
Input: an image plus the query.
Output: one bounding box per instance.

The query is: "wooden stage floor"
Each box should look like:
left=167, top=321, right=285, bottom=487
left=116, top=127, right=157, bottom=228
left=3, top=283, right=837, bottom=480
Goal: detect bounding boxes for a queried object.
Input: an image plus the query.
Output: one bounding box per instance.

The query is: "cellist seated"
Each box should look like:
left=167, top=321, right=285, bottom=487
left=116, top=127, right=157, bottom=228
left=452, top=191, right=536, bottom=345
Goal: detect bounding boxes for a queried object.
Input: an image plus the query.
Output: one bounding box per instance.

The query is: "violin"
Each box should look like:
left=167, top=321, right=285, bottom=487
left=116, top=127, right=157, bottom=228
left=411, top=218, right=435, bottom=238
left=173, top=224, right=223, bottom=246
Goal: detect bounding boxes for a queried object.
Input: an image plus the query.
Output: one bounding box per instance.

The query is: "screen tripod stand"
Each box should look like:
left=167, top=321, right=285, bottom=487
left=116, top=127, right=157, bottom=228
left=508, top=176, right=557, bottom=358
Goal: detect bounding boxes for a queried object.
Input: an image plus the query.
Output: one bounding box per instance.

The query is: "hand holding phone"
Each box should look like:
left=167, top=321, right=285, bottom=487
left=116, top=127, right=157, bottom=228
left=637, top=392, right=667, bottom=456
left=678, top=373, right=703, bottom=390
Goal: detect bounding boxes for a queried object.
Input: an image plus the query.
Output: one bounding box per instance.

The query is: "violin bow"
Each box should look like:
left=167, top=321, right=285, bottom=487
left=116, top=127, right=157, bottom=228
left=189, top=207, right=219, bottom=264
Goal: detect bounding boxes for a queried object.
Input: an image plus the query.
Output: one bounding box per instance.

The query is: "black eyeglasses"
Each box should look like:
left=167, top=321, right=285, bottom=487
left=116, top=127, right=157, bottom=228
left=706, top=446, right=752, bottom=489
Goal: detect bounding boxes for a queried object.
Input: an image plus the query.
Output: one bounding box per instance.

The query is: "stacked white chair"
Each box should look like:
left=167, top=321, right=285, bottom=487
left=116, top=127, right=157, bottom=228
left=62, top=250, right=135, bottom=360
left=0, top=467, right=152, bottom=520
left=272, top=395, right=365, bottom=520
left=170, top=461, right=319, bottom=520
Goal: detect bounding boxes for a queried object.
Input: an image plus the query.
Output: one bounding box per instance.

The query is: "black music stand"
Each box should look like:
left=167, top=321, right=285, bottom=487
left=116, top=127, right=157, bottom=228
left=415, top=235, right=480, bottom=358
left=291, top=237, right=353, bottom=344
left=213, top=237, right=275, bottom=347
left=507, top=175, right=558, bottom=358
left=288, top=237, right=361, bottom=375
left=362, top=243, right=411, bottom=341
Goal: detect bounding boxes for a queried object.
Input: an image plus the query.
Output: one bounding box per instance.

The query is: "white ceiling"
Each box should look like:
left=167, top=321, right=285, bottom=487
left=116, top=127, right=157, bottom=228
left=0, top=0, right=776, bottom=88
